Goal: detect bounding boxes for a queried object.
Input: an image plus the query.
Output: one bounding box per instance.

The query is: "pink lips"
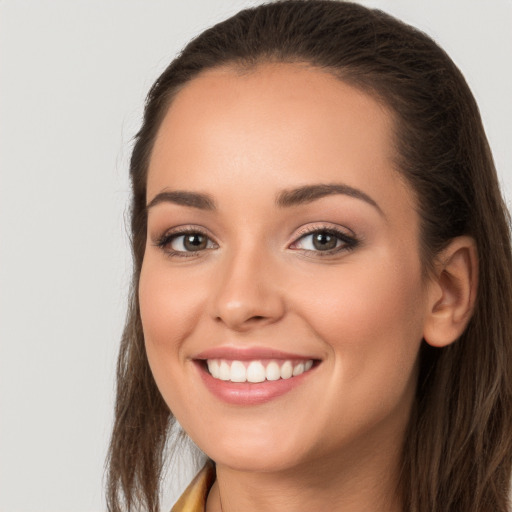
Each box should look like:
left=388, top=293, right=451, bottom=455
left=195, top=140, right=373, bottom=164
left=194, top=347, right=318, bottom=406
left=195, top=346, right=315, bottom=361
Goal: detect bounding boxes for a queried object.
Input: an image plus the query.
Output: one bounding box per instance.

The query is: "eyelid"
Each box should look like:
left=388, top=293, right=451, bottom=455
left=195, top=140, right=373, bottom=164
left=152, top=222, right=359, bottom=258
left=153, top=224, right=218, bottom=257
left=292, top=222, right=356, bottom=240
left=289, top=223, right=359, bottom=254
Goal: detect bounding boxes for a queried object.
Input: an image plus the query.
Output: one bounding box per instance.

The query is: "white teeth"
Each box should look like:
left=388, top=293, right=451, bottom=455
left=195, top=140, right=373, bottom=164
left=247, top=361, right=266, bottom=383
left=292, top=362, right=305, bottom=376
left=219, top=360, right=231, bottom=381
left=206, top=358, right=315, bottom=382
left=265, top=361, right=281, bottom=381
left=280, top=361, right=293, bottom=379
left=207, top=359, right=220, bottom=379
left=230, top=360, right=247, bottom=382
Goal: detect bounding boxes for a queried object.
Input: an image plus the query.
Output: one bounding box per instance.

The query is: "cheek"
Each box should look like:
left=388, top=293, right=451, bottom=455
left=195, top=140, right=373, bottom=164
left=291, top=251, right=426, bottom=400
left=139, top=258, right=205, bottom=352
left=138, top=258, right=210, bottom=419
left=138, top=258, right=209, bottom=406
left=298, top=254, right=424, bottom=333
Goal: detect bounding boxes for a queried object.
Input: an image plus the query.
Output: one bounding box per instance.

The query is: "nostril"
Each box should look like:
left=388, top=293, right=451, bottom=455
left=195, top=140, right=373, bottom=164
left=213, top=296, right=286, bottom=329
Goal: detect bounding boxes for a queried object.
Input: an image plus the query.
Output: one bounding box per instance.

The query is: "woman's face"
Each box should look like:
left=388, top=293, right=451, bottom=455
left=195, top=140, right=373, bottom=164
left=140, top=63, right=431, bottom=474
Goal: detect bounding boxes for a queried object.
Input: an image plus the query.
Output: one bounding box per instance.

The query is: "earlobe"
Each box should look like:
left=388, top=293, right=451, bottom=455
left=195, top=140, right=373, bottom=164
left=423, top=236, right=478, bottom=348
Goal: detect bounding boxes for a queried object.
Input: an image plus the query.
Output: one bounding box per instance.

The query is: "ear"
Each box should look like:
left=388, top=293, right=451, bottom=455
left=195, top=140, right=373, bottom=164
left=423, top=236, right=478, bottom=348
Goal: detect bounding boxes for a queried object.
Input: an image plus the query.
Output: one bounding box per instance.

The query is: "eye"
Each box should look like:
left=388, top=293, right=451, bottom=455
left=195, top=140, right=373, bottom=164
left=155, top=229, right=217, bottom=256
left=291, top=228, right=358, bottom=254
left=171, top=233, right=211, bottom=252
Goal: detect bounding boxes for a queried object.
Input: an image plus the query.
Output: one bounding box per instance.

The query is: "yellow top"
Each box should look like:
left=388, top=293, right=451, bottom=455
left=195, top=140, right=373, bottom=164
left=171, top=462, right=216, bottom=512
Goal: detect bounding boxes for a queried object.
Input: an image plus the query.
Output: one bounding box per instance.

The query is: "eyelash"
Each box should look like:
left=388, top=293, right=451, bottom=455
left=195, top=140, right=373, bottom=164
left=290, top=226, right=359, bottom=256
left=154, top=225, right=359, bottom=258
left=154, top=227, right=216, bottom=258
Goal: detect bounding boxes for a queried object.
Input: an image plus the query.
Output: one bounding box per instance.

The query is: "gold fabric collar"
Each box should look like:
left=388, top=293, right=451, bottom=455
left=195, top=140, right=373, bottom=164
left=171, top=461, right=216, bottom=512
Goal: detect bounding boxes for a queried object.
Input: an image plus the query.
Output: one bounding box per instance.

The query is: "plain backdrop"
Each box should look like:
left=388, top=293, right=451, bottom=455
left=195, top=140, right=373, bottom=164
left=1, top=1, right=511, bottom=511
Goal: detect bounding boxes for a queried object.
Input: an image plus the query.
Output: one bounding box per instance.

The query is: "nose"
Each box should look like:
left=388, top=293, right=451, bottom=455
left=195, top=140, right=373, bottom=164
left=209, top=246, right=286, bottom=332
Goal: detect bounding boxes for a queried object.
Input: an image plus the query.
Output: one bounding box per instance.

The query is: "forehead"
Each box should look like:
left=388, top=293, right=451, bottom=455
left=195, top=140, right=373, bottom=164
left=148, top=62, right=414, bottom=219
left=152, top=63, right=395, bottom=165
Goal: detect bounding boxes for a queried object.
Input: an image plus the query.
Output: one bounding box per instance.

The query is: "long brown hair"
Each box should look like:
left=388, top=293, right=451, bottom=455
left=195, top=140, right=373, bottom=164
left=106, top=2, right=512, bottom=510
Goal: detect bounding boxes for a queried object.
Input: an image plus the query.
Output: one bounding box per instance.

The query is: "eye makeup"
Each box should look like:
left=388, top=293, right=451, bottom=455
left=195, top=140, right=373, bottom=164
left=289, top=225, right=359, bottom=256
left=152, top=221, right=360, bottom=260
left=154, top=225, right=218, bottom=258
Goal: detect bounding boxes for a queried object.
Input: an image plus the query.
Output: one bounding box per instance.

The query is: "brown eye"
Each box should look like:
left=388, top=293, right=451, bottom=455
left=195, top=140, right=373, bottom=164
left=312, top=232, right=338, bottom=251
left=168, top=232, right=214, bottom=252
left=182, top=233, right=208, bottom=251
left=291, top=228, right=359, bottom=254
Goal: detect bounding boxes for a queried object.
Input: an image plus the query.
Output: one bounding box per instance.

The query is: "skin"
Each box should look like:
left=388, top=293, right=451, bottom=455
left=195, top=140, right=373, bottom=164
left=139, top=63, right=438, bottom=512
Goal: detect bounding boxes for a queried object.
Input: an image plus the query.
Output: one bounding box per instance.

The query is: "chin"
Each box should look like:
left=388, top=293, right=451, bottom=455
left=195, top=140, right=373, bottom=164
left=189, top=418, right=320, bottom=474
left=208, top=443, right=310, bottom=474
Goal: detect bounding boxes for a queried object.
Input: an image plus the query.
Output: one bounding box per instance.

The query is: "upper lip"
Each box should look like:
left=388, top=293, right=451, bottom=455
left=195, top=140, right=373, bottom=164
left=194, top=346, right=319, bottom=361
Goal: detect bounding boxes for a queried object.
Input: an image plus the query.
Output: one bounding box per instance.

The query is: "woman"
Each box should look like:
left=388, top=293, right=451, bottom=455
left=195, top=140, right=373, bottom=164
left=106, top=1, right=512, bottom=511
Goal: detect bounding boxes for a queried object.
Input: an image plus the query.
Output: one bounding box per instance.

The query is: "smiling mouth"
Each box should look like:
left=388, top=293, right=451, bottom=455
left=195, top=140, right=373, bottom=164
left=205, top=358, right=315, bottom=383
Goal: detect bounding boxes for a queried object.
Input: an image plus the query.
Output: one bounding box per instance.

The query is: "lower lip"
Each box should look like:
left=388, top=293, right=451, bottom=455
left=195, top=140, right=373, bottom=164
left=196, top=361, right=316, bottom=405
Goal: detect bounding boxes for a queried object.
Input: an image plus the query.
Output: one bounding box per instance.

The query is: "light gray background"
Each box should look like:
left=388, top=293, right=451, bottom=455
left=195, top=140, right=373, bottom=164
left=1, top=1, right=511, bottom=511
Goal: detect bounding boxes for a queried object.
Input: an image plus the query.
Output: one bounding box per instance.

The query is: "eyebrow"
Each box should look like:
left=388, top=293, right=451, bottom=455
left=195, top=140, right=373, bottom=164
left=276, top=183, right=383, bottom=215
left=146, top=183, right=382, bottom=215
left=146, top=190, right=216, bottom=211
